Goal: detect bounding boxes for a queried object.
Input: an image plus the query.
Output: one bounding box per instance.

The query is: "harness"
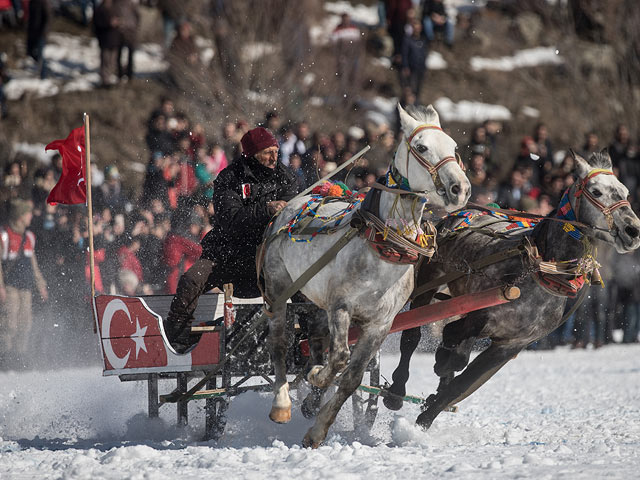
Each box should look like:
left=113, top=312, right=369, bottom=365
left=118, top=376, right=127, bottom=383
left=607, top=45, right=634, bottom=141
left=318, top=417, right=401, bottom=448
left=418, top=168, right=624, bottom=300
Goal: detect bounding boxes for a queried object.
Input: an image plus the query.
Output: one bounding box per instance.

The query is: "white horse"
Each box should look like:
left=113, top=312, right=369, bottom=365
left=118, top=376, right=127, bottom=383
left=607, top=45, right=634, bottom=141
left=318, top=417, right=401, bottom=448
left=262, top=104, right=471, bottom=447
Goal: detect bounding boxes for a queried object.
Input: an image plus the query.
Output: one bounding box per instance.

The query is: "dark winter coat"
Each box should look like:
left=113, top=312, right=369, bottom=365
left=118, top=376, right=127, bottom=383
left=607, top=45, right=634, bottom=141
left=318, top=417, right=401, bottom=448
left=94, top=1, right=120, bottom=49
left=401, top=33, right=428, bottom=72
left=201, top=155, right=298, bottom=280
left=26, top=0, right=51, bottom=59
left=113, top=0, right=140, bottom=47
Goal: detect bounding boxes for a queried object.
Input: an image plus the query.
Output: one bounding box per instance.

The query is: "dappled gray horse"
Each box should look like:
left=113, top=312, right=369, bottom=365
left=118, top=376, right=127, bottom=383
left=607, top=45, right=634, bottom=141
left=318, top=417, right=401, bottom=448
left=261, top=104, right=470, bottom=447
left=384, top=150, right=640, bottom=429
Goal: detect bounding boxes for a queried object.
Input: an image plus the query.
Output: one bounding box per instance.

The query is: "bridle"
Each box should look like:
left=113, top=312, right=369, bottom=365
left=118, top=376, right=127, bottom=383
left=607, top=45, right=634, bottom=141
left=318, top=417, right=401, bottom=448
left=571, top=169, right=630, bottom=231
left=404, top=124, right=465, bottom=193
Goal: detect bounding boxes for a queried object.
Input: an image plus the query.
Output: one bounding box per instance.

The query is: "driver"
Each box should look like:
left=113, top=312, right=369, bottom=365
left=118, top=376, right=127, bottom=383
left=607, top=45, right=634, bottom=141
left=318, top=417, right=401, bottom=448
left=164, top=127, right=298, bottom=352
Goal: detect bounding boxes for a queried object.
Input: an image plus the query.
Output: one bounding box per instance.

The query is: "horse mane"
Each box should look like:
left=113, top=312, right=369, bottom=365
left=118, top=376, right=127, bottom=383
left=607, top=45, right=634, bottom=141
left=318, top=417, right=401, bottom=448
left=404, top=104, right=439, bottom=125
left=586, top=150, right=613, bottom=170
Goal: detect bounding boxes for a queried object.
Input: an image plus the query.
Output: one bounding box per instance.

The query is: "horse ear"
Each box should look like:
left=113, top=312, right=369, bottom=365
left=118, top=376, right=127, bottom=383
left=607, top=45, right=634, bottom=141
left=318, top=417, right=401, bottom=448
left=425, top=104, right=441, bottom=127
left=397, top=103, right=419, bottom=135
left=570, top=148, right=590, bottom=178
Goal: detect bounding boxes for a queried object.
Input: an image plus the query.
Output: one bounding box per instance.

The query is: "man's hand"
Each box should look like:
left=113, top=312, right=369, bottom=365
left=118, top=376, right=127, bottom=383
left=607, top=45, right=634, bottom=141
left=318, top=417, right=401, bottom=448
left=267, top=200, right=288, bottom=215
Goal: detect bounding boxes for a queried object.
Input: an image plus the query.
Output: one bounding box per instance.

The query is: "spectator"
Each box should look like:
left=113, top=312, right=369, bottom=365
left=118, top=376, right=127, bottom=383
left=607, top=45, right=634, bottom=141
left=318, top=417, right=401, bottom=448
left=580, top=131, right=599, bottom=158
left=94, top=0, right=121, bottom=87
left=421, top=0, right=454, bottom=48
left=26, top=0, right=51, bottom=79
left=157, top=0, right=186, bottom=50
left=401, top=19, right=428, bottom=99
left=332, top=13, right=363, bottom=103
left=496, top=168, right=526, bottom=210
left=533, top=122, right=553, bottom=174
left=384, top=0, right=413, bottom=64
left=0, top=200, right=48, bottom=364
left=0, top=52, right=8, bottom=119
left=114, top=0, right=140, bottom=82
left=95, top=165, right=129, bottom=213
left=163, top=211, right=202, bottom=294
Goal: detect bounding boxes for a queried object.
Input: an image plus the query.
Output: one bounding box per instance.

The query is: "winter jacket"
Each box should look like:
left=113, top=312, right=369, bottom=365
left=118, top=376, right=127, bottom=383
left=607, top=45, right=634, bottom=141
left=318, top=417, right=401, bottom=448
left=201, top=155, right=298, bottom=278
left=163, top=232, right=202, bottom=294
left=94, top=2, right=120, bottom=49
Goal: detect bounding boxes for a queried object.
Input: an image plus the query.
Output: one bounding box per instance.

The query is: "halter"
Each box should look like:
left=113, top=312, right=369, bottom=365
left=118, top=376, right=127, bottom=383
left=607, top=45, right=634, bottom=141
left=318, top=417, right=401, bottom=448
left=404, top=124, right=465, bottom=192
left=569, top=169, right=630, bottom=231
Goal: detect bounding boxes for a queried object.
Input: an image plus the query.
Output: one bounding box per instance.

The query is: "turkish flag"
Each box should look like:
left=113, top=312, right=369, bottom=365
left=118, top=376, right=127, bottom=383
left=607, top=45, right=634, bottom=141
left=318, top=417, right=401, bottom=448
left=46, top=126, right=87, bottom=205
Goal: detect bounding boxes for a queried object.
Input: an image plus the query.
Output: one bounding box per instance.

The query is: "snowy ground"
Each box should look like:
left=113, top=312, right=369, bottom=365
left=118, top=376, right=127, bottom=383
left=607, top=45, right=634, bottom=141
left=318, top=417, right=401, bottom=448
left=1, top=341, right=639, bottom=479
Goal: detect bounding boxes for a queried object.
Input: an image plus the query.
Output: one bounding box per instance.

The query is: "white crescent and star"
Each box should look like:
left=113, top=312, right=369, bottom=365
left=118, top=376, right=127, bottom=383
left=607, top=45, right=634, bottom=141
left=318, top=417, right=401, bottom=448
left=101, top=298, right=148, bottom=370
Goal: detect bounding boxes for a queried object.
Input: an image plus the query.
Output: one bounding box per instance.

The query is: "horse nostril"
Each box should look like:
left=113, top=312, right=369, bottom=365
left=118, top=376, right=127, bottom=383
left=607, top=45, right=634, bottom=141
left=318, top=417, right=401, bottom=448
left=625, top=225, right=640, bottom=238
left=451, top=184, right=461, bottom=195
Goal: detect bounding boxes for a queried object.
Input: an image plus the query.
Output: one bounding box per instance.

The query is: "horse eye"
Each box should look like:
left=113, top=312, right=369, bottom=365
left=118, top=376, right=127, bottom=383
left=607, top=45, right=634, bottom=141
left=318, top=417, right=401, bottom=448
left=416, top=145, right=428, bottom=153
left=592, top=189, right=602, bottom=198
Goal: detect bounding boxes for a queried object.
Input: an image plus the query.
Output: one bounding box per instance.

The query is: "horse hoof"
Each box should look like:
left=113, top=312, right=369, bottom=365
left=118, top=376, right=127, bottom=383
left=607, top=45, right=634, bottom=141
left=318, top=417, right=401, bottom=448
left=269, top=406, right=292, bottom=424
left=382, top=393, right=404, bottom=411
left=416, top=412, right=433, bottom=431
left=302, top=433, right=321, bottom=449
left=306, top=365, right=324, bottom=387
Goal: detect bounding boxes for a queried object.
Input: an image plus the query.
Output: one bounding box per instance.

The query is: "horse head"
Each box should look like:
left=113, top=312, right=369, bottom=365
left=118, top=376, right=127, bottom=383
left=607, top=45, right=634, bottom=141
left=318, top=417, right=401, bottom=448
left=568, top=149, right=640, bottom=254
left=395, top=104, right=470, bottom=211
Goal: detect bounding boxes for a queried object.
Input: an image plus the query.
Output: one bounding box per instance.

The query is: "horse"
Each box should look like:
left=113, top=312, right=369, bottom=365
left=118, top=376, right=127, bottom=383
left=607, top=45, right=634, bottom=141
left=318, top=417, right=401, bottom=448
left=260, top=104, right=471, bottom=447
left=383, top=149, right=640, bottom=430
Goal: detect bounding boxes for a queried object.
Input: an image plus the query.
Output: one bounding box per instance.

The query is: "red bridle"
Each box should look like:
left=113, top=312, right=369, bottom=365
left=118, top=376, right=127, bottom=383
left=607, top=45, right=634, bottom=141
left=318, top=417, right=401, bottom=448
left=405, top=124, right=465, bottom=191
left=573, top=169, right=631, bottom=230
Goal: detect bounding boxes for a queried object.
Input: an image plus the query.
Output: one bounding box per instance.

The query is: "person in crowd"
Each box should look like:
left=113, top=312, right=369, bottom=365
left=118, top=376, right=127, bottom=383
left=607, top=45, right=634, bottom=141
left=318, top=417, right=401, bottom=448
left=533, top=123, right=553, bottom=171
left=496, top=167, right=527, bottom=210
left=95, top=165, right=129, bottom=213
left=608, top=124, right=633, bottom=168
left=157, top=0, right=187, bottom=50
left=168, top=20, right=199, bottom=68
left=114, top=0, right=140, bottom=82
left=0, top=52, right=8, bottom=119
left=401, top=19, right=428, bottom=99
left=0, top=200, right=48, bottom=363
left=26, top=0, right=51, bottom=79
left=421, top=0, right=454, bottom=48
left=385, top=0, right=413, bottom=64
left=332, top=13, right=363, bottom=103
left=163, top=210, right=203, bottom=294
left=163, top=127, right=298, bottom=352
left=94, top=0, right=121, bottom=87
left=580, top=131, right=599, bottom=158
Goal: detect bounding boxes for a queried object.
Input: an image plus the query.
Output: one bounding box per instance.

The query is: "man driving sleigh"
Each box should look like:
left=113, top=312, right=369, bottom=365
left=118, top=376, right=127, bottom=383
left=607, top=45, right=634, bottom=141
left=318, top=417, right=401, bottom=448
left=164, top=127, right=298, bottom=353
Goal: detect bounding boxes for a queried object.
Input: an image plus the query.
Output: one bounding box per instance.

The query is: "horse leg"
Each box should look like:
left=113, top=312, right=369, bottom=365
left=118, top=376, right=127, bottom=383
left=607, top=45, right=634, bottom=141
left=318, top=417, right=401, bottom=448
left=307, top=304, right=351, bottom=389
left=433, top=314, right=488, bottom=378
left=417, top=343, right=521, bottom=430
left=268, top=304, right=292, bottom=423
left=383, top=327, right=421, bottom=410
left=302, top=320, right=330, bottom=418
left=303, top=323, right=389, bottom=448
left=385, top=287, right=439, bottom=410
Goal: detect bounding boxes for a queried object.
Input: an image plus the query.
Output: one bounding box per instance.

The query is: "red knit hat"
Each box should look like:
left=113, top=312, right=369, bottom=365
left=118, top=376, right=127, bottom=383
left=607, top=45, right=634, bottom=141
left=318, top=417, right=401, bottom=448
left=241, top=127, right=278, bottom=158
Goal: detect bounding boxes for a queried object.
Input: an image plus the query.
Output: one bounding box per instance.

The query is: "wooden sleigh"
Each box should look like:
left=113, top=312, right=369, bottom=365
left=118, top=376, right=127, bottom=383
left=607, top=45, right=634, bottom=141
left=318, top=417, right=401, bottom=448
left=93, top=283, right=519, bottom=440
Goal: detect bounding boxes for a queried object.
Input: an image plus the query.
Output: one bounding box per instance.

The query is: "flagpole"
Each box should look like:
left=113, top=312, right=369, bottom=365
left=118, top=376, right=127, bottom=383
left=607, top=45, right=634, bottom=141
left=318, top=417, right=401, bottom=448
left=84, top=113, right=96, bottom=300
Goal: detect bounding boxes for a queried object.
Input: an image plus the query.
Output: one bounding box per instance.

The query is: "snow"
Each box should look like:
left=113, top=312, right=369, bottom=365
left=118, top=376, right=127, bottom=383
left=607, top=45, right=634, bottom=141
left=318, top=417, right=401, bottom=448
left=5, top=32, right=168, bottom=100
left=434, top=97, right=512, bottom=123
left=470, top=47, right=564, bottom=72
left=1, top=343, right=639, bottom=478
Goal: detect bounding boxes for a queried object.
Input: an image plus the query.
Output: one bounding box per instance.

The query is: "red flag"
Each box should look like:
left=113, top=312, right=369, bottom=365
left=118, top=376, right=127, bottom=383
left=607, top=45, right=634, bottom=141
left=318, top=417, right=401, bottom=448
left=46, top=126, right=87, bottom=205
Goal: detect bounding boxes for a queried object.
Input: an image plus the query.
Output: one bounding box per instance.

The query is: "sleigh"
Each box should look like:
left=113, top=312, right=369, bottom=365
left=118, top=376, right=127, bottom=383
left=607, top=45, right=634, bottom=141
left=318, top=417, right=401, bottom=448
left=93, top=283, right=519, bottom=440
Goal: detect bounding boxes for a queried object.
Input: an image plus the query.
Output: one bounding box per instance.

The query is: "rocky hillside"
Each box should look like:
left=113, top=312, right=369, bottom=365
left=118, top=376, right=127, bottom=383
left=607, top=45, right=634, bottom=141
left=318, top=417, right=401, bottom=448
left=1, top=0, right=638, bottom=191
